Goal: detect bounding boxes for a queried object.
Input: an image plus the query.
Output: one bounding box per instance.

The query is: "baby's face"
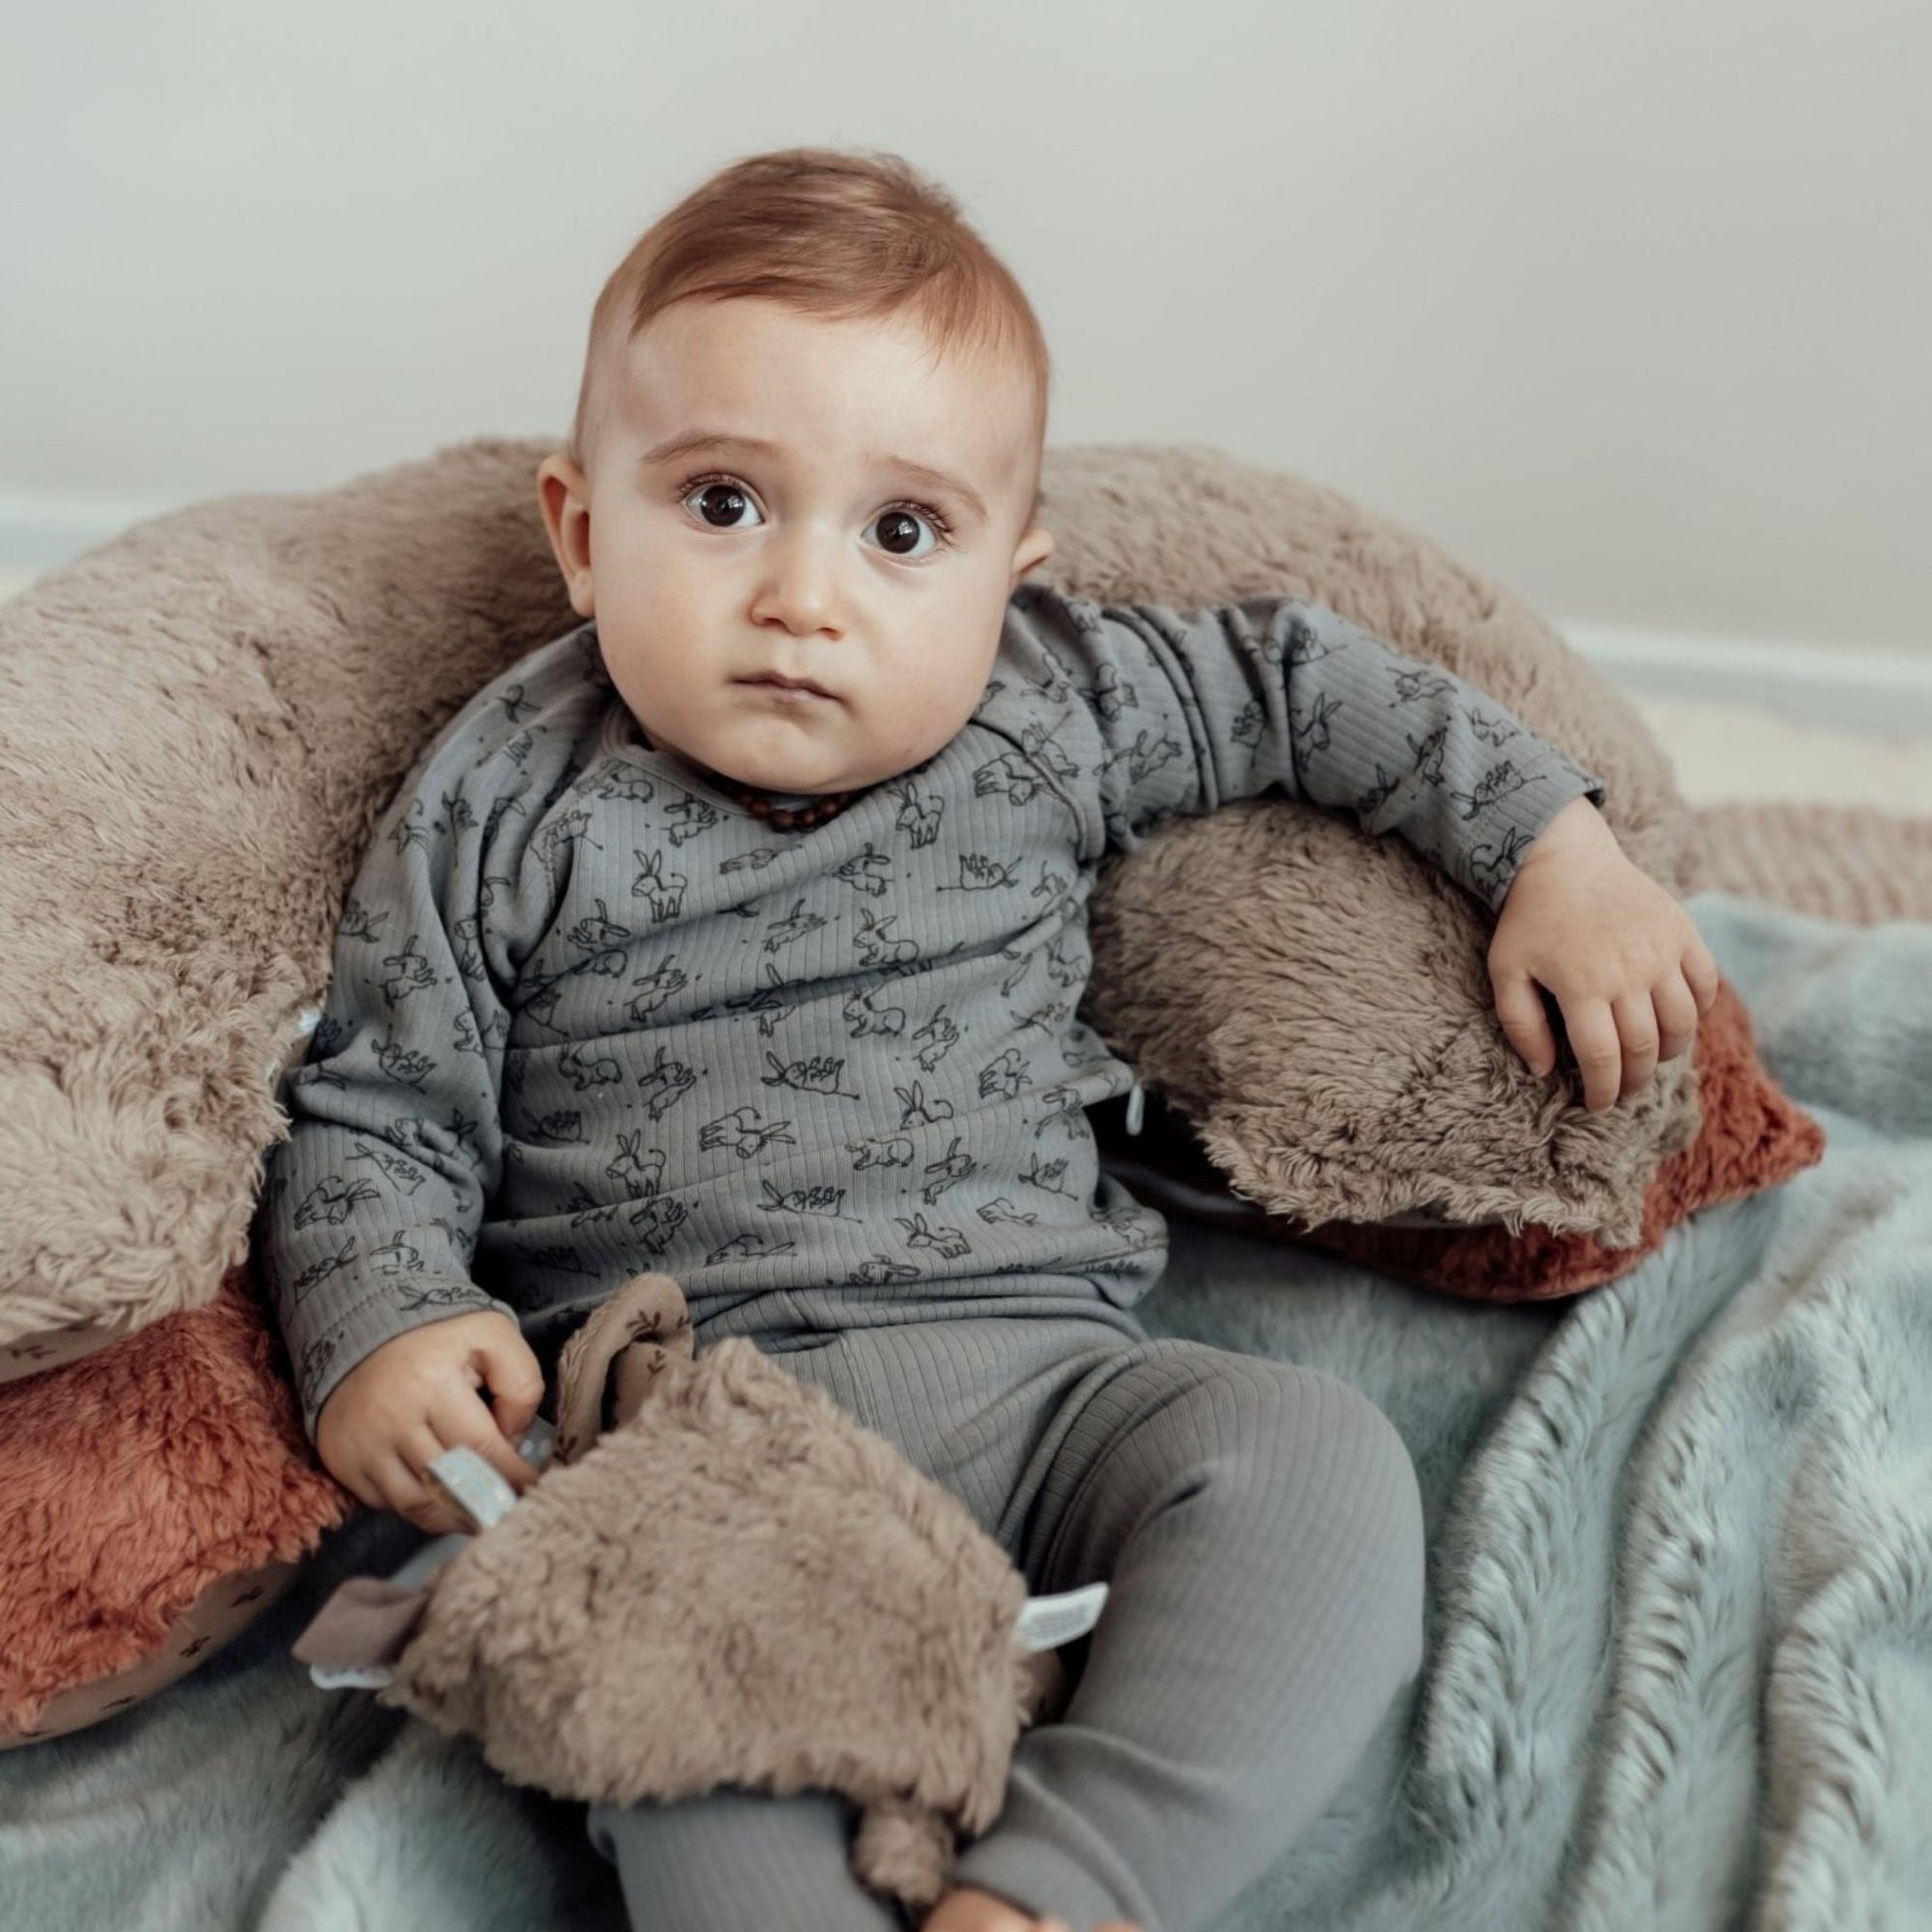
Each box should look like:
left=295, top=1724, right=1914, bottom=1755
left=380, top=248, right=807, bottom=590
left=538, top=296, right=1053, bottom=796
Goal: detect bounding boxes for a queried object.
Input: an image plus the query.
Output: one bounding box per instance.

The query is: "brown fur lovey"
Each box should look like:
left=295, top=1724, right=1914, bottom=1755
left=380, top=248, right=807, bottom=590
left=300, top=1274, right=1067, bottom=1915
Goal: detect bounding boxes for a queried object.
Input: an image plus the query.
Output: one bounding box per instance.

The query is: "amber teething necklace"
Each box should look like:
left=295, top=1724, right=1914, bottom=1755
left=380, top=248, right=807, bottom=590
left=711, top=775, right=863, bottom=832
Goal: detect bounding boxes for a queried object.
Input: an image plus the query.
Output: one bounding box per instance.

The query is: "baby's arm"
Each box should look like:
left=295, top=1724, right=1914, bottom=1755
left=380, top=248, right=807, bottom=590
left=997, top=585, right=1716, bottom=1107
left=253, top=661, right=589, bottom=1512
left=1000, top=584, right=1606, bottom=912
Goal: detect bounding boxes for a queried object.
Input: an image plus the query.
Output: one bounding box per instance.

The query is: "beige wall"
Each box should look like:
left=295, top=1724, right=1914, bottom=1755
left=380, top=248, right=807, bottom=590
left=1, top=0, right=1924, bottom=655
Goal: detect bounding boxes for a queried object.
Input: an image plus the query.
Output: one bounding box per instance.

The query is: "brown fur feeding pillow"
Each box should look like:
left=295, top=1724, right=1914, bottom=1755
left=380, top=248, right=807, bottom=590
left=0, top=434, right=1693, bottom=1378
left=1095, top=977, right=1824, bottom=1300
left=1048, top=445, right=1702, bottom=1249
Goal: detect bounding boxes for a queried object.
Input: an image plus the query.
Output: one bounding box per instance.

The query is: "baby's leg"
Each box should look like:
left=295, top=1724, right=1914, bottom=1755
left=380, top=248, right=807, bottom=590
left=947, top=1344, right=1427, bottom=1932
left=588, top=1783, right=905, bottom=1930
left=575, top=1314, right=1133, bottom=1932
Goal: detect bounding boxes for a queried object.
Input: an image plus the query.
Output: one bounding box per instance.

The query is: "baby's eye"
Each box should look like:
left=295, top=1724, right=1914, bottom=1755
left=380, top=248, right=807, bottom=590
left=869, top=505, right=945, bottom=561
left=679, top=477, right=948, bottom=561
left=684, top=478, right=761, bottom=531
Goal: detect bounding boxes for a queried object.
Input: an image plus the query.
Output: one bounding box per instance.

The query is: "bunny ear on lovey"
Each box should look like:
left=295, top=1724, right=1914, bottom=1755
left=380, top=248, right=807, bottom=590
left=549, top=1271, right=695, bottom=1461
left=295, top=1271, right=1077, bottom=1917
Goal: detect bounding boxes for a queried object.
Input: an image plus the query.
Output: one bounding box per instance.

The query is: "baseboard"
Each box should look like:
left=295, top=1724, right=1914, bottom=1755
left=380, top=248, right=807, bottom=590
left=1562, top=623, right=1932, bottom=736
left=0, top=490, right=191, bottom=576
left=2, top=499, right=1926, bottom=733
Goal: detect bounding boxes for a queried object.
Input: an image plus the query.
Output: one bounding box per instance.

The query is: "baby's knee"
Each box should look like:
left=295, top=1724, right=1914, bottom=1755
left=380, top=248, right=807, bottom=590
left=1313, top=1374, right=1428, bottom=1682
left=1219, top=1360, right=1426, bottom=1665
left=1322, top=1374, right=1424, bottom=1519
left=1215, top=1354, right=1421, bottom=1499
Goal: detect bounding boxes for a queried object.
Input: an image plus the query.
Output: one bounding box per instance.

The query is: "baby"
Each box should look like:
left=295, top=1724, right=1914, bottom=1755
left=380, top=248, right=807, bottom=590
left=256, top=147, right=1719, bottom=1932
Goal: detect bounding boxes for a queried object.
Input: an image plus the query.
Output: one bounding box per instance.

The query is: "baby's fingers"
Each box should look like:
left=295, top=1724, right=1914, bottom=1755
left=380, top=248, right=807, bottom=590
left=1611, top=991, right=1661, bottom=1101
left=325, top=1455, right=392, bottom=1520
left=430, top=1386, right=541, bottom=1498
left=1653, top=968, right=1702, bottom=1065
left=472, top=1327, right=547, bottom=1453
left=1564, top=998, right=1623, bottom=1113
left=1683, top=929, right=1722, bottom=1015
left=1491, top=960, right=1560, bottom=1077
left=380, top=1436, right=472, bottom=1537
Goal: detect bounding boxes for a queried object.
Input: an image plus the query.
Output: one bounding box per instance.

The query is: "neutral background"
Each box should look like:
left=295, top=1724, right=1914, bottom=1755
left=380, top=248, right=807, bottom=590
left=3, top=0, right=1926, bottom=720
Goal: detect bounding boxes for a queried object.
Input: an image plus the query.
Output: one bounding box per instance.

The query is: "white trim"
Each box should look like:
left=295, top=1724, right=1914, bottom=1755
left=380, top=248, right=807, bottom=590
left=0, top=491, right=189, bottom=573
left=1561, top=621, right=1932, bottom=734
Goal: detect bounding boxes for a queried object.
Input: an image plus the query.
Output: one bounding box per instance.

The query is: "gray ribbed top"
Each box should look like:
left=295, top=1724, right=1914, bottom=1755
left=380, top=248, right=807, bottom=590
left=255, top=584, right=1605, bottom=1440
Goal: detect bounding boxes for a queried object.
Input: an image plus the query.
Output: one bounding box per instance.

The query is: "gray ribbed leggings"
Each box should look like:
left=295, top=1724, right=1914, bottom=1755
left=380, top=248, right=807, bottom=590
left=584, top=1308, right=1427, bottom=1932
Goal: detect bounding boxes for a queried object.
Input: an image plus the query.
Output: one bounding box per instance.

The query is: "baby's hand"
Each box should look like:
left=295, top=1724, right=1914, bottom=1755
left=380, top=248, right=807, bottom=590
left=314, top=1309, right=547, bottom=1535
left=1488, top=796, right=1721, bottom=1113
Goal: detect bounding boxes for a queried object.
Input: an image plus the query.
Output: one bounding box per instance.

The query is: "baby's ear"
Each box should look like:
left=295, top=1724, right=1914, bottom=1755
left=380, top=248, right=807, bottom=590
left=535, top=455, right=596, bottom=617
left=1012, top=521, right=1054, bottom=583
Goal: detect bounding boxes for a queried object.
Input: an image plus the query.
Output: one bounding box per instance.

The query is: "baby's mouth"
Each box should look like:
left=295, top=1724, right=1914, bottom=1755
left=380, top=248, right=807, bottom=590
left=738, top=674, right=836, bottom=703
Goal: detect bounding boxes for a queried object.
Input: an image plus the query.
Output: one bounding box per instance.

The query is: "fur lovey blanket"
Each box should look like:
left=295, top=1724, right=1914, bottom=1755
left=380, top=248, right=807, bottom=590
left=312, top=1271, right=1069, bottom=1917
left=2, top=890, right=1929, bottom=1932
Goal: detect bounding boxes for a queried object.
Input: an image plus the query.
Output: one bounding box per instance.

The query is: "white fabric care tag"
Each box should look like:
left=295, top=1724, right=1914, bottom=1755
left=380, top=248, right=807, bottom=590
left=425, top=1447, right=519, bottom=1531
left=424, top=1416, right=557, bottom=1532
left=302, top=1421, right=556, bottom=1694
left=1013, top=1582, right=1109, bottom=1653
left=308, top=1662, right=397, bottom=1691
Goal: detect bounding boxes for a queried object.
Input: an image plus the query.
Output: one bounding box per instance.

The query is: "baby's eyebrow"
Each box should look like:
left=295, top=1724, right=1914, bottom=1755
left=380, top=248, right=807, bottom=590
left=641, top=428, right=989, bottom=527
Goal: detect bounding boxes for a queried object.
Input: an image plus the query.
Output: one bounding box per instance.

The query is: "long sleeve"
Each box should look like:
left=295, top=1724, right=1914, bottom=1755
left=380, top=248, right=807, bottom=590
left=992, top=583, right=1608, bottom=911
left=253, top=636, right=601, bottom=1442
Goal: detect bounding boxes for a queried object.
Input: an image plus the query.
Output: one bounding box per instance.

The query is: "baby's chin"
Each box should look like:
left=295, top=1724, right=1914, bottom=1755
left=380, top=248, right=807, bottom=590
left=697, top=732, right=936, bottom=797
left=727, top=760, right=909, bottom=797
left=648, top=708, right=950, bottom=797
left=682, top=744, right=872, bottom=797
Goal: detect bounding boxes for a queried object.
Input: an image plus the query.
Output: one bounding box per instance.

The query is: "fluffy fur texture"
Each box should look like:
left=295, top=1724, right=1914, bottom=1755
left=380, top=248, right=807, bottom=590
left=1041, top=442, right=1704, bottom=1247
left=5, top=893, right=1930, bottom=1932
left=1, top=435, right=1695, bottom=1374
left=377, top=1272, right=1063, bottom=1916
left=0, top=1265, right=350, bottom=1737
left=1097, top=976, right=1826, bottom=1298
left=1, top=436, right=1914, bottom=1762
left=0, top=801, right=1906, bottom=1756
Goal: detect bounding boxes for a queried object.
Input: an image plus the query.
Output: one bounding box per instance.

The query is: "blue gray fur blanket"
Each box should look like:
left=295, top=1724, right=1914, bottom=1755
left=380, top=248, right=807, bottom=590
left=4, top=892, right=1929, bottom=1932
